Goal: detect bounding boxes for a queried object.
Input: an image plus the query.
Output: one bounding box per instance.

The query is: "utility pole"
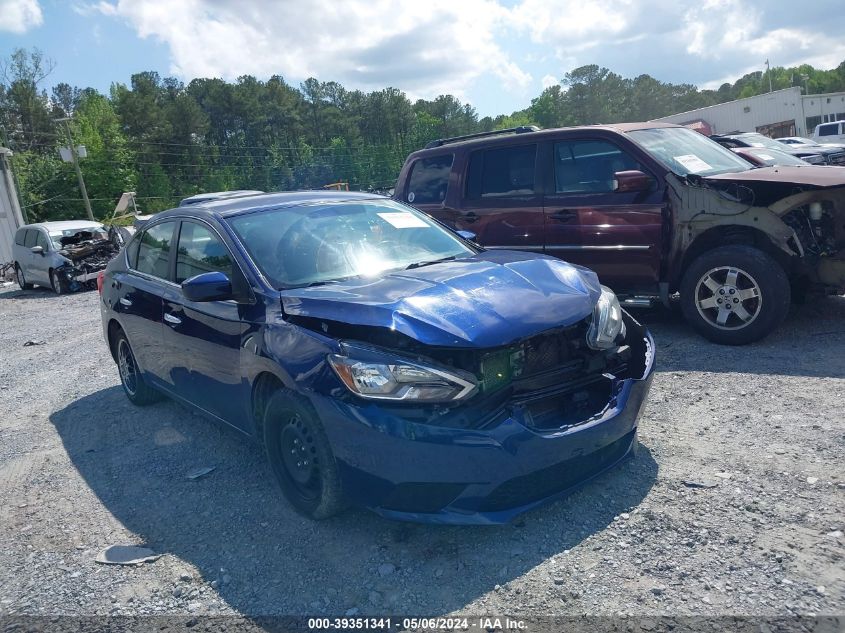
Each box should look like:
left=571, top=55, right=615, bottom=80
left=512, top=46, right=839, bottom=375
left=55, top=117, right=94, bottom=221
left=765, top=59, right=773, bottom=93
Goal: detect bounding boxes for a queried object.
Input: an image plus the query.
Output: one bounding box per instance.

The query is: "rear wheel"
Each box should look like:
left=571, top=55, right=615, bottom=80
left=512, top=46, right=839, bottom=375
left=680, top=245, right=790, bottom=345
left=15, top=264, right=33, bottom=290
left=263, top=391, right=346, bottom=519
left=114, top=330, right=161, bottom=405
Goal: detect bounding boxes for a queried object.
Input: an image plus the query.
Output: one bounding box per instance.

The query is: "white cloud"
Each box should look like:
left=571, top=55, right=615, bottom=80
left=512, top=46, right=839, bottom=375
left=541, top=74, right=558, bottom=90
left=93, top=0, right=531, bottom=100
left=0, top=0, right=43, bottom=33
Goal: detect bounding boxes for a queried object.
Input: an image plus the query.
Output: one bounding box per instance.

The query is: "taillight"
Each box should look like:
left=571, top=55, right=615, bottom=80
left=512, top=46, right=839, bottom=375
left=97, top=271, right=106, bottom=295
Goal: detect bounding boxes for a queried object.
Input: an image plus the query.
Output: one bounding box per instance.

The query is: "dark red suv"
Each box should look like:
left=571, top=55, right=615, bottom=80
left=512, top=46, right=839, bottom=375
left=395, top=123, right=845, bottom=345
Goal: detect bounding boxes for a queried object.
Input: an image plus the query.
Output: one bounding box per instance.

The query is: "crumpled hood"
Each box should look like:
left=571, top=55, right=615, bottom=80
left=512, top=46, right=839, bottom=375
left=279, top=250, right=601, bottom=348
left=705, top=165, right=845, bottom=188
left=704, top=165, right=845, bottom=208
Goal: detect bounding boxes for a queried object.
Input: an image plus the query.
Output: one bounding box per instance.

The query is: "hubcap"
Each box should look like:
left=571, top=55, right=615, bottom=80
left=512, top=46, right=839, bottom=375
left=117, top=339, right=138, bottom=396
left=694, top=266, right=762, bottom=330
left=279, top=414, right=320, bottom=497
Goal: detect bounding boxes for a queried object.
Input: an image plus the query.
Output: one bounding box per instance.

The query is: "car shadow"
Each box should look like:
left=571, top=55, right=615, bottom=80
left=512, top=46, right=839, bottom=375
left=636, top=294, right=845, bottom=378
left=50, top=386, right=658, bottom=616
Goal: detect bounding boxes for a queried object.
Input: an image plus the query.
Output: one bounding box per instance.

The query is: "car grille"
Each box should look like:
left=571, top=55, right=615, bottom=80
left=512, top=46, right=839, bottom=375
left=828, top=152, right=845, bottom=165
left=476, top=430, right=635, bottom=512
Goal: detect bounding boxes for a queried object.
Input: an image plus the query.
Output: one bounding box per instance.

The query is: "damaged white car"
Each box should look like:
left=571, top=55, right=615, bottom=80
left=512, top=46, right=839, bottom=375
left=12, top=220, right=127, bottom=294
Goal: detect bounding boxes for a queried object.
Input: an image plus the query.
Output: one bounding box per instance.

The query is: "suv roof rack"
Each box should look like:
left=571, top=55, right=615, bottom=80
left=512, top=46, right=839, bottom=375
left=424, top=126, right=541, bottom=149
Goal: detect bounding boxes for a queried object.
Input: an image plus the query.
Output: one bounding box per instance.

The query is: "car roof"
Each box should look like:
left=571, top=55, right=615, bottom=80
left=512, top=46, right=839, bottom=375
left=179, top=190, right=264, bottom=205
left=410, top=121, right=683, bottom=153
left=23, top=220, right=103, bottom=231
left=150, top=190, right=390, bottom=220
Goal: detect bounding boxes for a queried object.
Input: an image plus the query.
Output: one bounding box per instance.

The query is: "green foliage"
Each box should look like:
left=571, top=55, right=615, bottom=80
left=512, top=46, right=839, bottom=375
left=3, top=46, right=845, bottom=224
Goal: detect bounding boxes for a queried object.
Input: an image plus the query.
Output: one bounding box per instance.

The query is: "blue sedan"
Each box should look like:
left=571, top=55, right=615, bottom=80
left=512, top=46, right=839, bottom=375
left=98, top=191, right=654, bottom=524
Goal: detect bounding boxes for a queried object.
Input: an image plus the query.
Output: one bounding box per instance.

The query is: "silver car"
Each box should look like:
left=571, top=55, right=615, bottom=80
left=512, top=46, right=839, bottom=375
left=12, top=220, right=113, bottom=294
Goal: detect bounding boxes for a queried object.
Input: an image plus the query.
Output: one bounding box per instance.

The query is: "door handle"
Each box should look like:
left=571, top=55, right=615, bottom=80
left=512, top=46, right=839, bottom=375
left=462, top=212, right=479, bottom=224
left=549, top=209, right=577, bottom=222
left=119, top=297, right=132, bottom=307
left=164, top=313, right=182, bottom=325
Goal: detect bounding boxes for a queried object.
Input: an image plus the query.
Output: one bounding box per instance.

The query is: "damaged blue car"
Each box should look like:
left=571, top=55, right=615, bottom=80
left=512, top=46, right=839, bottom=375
left=99, top=192, right=654, bottom=524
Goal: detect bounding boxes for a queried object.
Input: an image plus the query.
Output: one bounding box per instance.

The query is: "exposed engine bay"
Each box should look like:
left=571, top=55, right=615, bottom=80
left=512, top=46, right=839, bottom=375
left=54, top=226, right=129, bottom=292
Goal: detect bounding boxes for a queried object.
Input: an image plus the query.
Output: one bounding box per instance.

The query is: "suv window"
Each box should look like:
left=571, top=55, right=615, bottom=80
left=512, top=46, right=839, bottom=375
left=466, top=145, right=537, bottom=199
left=818, top=123, right=839, bottom=136
left=14, top=228, right=27, bottom=245
left=24, top=229, right=38, bottom=248
left=554, top=140, right=643, bottom=193
left=135, top=221, right=176, bottom=280
left=175, top=221, right=234, bottom=284
left=406, top=155, right=453, bottom=204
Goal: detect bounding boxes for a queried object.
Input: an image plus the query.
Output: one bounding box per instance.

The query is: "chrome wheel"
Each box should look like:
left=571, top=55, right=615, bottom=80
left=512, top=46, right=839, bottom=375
left=694, top=266, right=762, bottom=330
left=117, top=338, right=138, bottom=396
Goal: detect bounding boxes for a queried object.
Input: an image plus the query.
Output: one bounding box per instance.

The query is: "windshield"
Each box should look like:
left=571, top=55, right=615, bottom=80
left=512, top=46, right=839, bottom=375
left=628, top=127, right=751, bottom=176
left=228, top=199, right=476, bottom=288
left=735, top=133, right=794, bottom=151
left=48, top=225, right=105, bottom=249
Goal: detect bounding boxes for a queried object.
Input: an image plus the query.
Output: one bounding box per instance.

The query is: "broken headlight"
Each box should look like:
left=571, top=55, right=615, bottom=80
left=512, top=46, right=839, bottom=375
left=328, top=346, right=477, bottom=402
left=586, top=286, right=626, bottom=350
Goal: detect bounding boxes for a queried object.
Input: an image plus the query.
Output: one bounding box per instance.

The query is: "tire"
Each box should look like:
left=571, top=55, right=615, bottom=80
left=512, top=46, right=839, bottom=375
left=15, top=264, right=33, bottom=290
left=680, top=245, right=790, bottom=345
left=50, top=269, right=68, bottom=295
left=114, top=329, right=161, bottom=405
left=263, top=390, right=346, bottom=519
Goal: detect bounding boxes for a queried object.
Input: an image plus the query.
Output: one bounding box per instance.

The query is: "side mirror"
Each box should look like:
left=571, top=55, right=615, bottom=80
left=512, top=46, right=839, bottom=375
left=456, top=230, right=477, bottom=242
left=613, top=170, right=652, bottom=193
left=30, top=245, right=44, bottom=255
left=181, top=271, right=233, bottom=302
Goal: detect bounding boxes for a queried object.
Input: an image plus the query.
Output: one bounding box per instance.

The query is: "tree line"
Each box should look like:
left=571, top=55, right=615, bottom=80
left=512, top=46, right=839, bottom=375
left=2, top=47, right=845, bottom=222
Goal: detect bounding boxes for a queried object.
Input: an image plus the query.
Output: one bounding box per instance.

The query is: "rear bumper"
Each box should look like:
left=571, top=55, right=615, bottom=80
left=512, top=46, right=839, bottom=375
left=309, top=325, right=655, bottom=525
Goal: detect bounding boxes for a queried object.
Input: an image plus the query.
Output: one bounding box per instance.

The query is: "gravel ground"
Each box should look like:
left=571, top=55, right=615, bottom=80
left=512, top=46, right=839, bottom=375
left=0, top=284, right=843, bottom=624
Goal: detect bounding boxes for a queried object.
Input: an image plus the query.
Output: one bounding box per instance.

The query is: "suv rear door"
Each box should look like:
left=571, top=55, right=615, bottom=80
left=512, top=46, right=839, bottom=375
left=540, top=135, right=665, bottom=291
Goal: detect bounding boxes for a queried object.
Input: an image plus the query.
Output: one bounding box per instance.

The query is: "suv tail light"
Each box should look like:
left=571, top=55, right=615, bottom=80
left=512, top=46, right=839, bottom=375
left=97, top=271, right=105, bottom=295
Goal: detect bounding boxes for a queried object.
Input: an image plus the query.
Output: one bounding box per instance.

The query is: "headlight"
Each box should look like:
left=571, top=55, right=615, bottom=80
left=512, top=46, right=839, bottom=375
left=328, top=346, right=477, bottom=402
left=586, top=285, right=626, bottom=350
left=804, top=155, right=824, bottom=164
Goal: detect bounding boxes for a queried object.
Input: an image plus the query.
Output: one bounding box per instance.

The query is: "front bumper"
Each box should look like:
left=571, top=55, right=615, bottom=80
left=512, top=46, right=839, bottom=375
left=309, top=323, right=656, bottom=525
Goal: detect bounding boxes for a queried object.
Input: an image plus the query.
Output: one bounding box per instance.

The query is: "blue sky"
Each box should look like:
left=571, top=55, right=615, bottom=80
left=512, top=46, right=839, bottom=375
left=2, top=0, right=845, bottom=118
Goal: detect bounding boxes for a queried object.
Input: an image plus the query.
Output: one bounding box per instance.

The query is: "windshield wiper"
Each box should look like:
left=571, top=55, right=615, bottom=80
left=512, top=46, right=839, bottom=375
left=404, top=255, right=458, bottom=270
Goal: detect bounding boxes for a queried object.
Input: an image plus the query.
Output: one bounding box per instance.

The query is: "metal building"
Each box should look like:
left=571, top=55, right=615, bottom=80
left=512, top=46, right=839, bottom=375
left=0, top=148, right=26, bottom=265
left=653, top=87, right=845, bottom=138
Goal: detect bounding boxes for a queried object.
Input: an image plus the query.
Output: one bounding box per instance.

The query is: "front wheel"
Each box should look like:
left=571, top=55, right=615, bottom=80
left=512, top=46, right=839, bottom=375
left=50, top=269, right=68, bottom=295
left=680, top=245, right=790, bottom=345
left=263, top=391, right=346, bottom=519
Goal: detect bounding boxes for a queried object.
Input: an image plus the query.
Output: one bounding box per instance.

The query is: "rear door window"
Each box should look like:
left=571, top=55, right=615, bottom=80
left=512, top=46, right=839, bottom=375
left=175, top=221, right=234, bottom=284
left=24, top=229, right=38, bottom=248
left=553, top=140, right=644, bottom=193
left=466, top=145, right=537, bottom=199
left=135, top=221, right=176, bottom=280
left=14, top=228, right=27, bottom=245
left=406, top=155, right=453, bottom=204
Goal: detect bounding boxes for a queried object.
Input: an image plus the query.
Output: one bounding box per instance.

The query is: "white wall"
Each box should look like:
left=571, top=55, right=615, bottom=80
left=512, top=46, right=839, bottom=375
left=654, top=87, right=806, bottom=135
left=0, top=149, right=25, bottom=265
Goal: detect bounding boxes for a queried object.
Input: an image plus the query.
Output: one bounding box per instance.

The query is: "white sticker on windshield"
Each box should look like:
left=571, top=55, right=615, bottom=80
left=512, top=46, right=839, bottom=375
left=674, top=154, right=712, bottom=172
left=377, top=212, right=429, bottom=228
